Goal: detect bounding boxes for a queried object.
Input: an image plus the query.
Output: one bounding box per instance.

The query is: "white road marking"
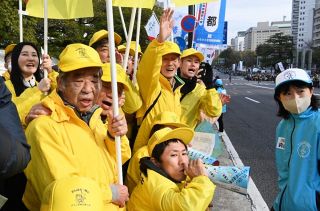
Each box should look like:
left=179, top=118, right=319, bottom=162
left=245, top=97, right=260, bottom=103
left=247, top=84, right=274, bottom=90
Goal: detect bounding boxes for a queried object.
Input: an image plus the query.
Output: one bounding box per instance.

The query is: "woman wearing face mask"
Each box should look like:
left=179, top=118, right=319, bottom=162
left=5, top=42, right=55, bottom=127
left=272, top=68, right=320, bottom=211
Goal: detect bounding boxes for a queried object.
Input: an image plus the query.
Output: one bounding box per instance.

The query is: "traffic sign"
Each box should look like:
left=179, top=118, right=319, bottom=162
left=181, top=15, right=197, bottom=32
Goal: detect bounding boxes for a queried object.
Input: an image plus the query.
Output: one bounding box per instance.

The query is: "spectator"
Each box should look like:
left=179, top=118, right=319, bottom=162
left=5, top=42, right=56, bottom=127
left=0, top=77, right=30, bottom=210
left=23, top=43, right=131, bottom=210
left=215, top=79, right=228, bottom=134
left=125, top=111, right=188, bottom=194
left=2, top=42, right=55, bottom=211
left=177, top=48, right=222, bottom=129
left=272, top=68, right=320, bottom=211
left=133, top=8, right=182, bottom=153
left=2, top=44, right=16, bottom=81
left=127, top=127, right=215, bottom=210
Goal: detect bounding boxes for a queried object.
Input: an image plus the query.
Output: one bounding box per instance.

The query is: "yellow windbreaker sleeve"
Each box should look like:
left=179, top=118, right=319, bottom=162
left=5, top=80, right=44, bottom=127
left=104, top=135, right=131, bottom=165
left=137, top=40, right=165, bottom=107
left=199, top=87, right=222, bottom=118
left=122, top=77, right=142, bottom=114
left=155, top=176, right=215, bottom=211
left=24, top=116, right=115, bottom=210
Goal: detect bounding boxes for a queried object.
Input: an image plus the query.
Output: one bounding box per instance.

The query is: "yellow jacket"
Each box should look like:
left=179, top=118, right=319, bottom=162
left=23, top=90, right=131, bottom=211
left=127, top=169, right=215, bottom=211
left=134, top=40, right=182, bottom=153
left=181, top=83, right=222, bottom=129
left=123, top=77, right=142, bottom=114
left=4, top=71, right=58, bottom=127
left=125, top=146, right=149, bottom=194
left=2, top=70, right=10, bottom=80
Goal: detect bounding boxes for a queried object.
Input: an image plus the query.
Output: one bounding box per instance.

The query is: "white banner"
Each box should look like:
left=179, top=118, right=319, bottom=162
left=144, top=12, right=160, bottom=41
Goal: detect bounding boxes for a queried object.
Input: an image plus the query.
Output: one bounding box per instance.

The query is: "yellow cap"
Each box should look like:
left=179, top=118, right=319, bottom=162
left=118, top=41, right=143, bottom=56
left=101, top=63, right=129, bottom=91
left=150, top=111, right=188, bottom=131
left=181, top=48, right=204, bottom=62
left=4, top=44, right=16, bottom=57
left=161, top=41, right=181, bottom=56
left=58, top=43, right=103, bottom=72
left=40, top=176, right=103, bottom=211
left=89, top=30, right=122, bottom=47
left=148, top=127, right=194, bottom=155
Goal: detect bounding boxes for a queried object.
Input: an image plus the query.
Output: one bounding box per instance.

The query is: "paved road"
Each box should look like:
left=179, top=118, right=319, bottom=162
left=215, top=72, right=281, bottom=208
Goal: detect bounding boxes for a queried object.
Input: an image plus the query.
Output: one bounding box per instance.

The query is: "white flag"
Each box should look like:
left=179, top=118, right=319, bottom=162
left=277, top=62, right=285, bottom=72
left=144, top=12, right=160, bottom=41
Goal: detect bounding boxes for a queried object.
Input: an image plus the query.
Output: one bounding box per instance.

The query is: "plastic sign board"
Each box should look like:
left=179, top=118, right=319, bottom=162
left=181, top=15, right=197, bottom=32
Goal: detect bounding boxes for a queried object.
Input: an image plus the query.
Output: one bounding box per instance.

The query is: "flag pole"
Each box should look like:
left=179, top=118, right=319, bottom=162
left=19, top=0, right=23, bottom=42
left=43, top=0, right=48, bottom=79
left=106, top=0, right=122, bottom=184
left=118, top=7, right=128, bottom=41
left=132, top=8, right=142, bottom=85
left=122, top=8, right=136, bottom=71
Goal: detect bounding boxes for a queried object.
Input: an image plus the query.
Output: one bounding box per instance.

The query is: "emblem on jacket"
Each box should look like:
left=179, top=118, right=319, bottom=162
left=297, top=141, right=311, bottom=158
left=276, top=137, right=285, bottom=150
left=71, top=188, right=90, bottom=207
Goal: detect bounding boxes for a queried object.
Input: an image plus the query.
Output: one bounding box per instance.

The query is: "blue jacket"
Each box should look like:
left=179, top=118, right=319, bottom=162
left=216, top=86, right=226, bottom=113
left=0, top=77, right=30, bottom=179
left=273, top=107, right=320, bottom=211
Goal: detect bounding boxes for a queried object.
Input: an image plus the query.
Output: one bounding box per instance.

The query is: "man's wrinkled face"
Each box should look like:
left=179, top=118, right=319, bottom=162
left=58, top=68, right=101, bottom=113
left=160, top=53, right=180, bottom=80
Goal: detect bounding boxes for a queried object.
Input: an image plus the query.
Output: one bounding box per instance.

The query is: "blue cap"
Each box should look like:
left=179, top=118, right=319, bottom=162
left=215, top=79, right=223, bottom=86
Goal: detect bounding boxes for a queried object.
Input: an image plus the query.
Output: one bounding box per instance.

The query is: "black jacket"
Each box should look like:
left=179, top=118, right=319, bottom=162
left=0, top=77, right=30, bottom=179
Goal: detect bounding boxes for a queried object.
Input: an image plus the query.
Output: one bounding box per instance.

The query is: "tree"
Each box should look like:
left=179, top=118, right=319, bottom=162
left=240, top=50, right=256, bottom=69
left=218, top=48, right=240, bottom=69
left=0, top=0, right=161, bottom=57
left=256, top=33, right=294, bottom=71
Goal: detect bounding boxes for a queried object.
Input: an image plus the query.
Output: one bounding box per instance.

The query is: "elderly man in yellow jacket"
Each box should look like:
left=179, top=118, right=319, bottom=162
left=133, top=8, right=183, bottom=153
left=178, top=48, right=222, bottom=129
left=23, top=43, right=131, bottom=211
left=89, top=29, right=142, bottom=143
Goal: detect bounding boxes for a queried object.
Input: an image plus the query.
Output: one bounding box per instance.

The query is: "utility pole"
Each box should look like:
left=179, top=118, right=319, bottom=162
left=188, top=5, right=195, bottom=48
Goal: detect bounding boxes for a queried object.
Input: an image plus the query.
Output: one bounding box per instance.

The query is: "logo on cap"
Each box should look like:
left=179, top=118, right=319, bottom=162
left=284, top=70, right=296, bottom=80
left=76, top=48, right=90, bottom=59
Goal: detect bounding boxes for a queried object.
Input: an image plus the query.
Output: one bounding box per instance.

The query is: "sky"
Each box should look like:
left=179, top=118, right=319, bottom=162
left=225, top=0, right=292, bottom=44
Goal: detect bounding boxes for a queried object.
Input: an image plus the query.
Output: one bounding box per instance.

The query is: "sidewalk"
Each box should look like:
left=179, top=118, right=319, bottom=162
left=210, top=128, right=269, bottom=211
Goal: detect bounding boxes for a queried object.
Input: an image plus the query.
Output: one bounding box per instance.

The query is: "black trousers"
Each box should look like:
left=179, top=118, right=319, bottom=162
left=218, top=113, right=224, bottom=132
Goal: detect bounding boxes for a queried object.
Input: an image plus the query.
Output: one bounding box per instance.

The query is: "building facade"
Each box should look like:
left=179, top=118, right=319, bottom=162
left=244, top=21, right=292, bottom=51
left=291, top=0, right=315, bottom=69
left=232, top=31, right=245, bottom=51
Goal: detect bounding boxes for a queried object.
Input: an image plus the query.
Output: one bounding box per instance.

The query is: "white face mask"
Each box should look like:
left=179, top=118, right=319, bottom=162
left=282, top=96, right=311, bottom=114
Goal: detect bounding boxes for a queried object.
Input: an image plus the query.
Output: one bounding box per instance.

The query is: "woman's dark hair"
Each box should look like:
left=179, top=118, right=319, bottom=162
left=274, top=80, right=317, bottom=119
left=10, top=42, right=42, bottom=96
left=140, top=139, right=187, bottom=177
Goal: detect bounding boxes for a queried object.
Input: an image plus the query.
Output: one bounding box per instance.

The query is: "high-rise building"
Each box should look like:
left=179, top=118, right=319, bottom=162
left=313, top=0, right=320, bottom=47
left=244, top=21, right=292, bottom=51
left=292, top=0, right=315, bottom=69
left=232, top=31, right=245, bottom=51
